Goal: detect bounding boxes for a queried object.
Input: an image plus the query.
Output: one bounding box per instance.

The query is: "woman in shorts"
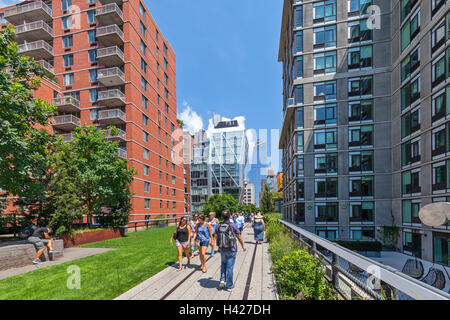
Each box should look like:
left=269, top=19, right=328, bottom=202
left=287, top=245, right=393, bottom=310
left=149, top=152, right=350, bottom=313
left=207, top=212, right=219, bottom=257
left=193, top=214, right=213, bottom=273
left=170, top=216, right=191, bottom=271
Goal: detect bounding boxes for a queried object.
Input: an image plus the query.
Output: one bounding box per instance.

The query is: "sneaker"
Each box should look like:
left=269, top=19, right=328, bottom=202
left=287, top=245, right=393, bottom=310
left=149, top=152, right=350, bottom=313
left=32, top=259, right=41, bottom=264
left=219, top=281, right=226, bottom=289
left=224, top=287, right=233, bottom=292
left=49, top=250, right=57, bottom=253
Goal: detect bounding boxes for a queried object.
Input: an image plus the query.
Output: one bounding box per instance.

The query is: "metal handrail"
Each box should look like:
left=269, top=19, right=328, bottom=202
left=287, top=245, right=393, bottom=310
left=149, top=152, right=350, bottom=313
left=4, top=1, right=52, bottom=18
left=38, top=60, right=54, bottom=73
left=105, top=128, right=126, bottom=139
left=53, top=115, right=80, bottom=125
left=15, top=20, right=53, bottom=35
left=98, top=67, right=124, bottom=79
left=52, top=96, right=80, bottom=107
left=18, top=40, right=53, bottom=55
left=117, top=148, right=126, bottom=158
left=280, top=220, right=450, bottom=300
left=95, top=3, right=123, bottom=18
left=99, top=108, right=125, bottom=119
left=98, top=89, right=125, bottom=100
left=97, top=46, right=124, bottom=59
left=56, top=133, right=73, bottom=142
left=96, top=24, right=123, bottom=39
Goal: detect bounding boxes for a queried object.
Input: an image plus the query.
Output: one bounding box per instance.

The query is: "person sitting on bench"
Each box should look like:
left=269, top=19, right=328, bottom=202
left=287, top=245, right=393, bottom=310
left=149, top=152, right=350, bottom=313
left=28, top=227, right=56, bottom=264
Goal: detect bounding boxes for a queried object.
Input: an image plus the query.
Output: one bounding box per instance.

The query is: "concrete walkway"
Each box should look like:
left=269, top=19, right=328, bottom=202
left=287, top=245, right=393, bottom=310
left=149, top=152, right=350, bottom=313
left=0, top=247, right=112, bottom=280
left=115, top=225, right=278, bottom=300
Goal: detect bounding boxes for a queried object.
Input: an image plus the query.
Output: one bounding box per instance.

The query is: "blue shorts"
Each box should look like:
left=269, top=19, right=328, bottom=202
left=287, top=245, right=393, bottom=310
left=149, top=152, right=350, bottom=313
left=199, top=240, right=209, bottom=247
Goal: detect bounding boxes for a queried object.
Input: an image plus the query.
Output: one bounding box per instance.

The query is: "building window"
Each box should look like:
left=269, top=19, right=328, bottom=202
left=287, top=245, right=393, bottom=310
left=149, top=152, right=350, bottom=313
left=142, top=114, right=148, bottom=126
left=62, top=0, right=71, bottom=11
left=140, top=40, right=146, bottom=54
left=402, top=200, right=421, bottom=224
left=349, top=176, right=374, bottom=198
left=294, top=4, right=302, bottom=27
left=432, top=123, right=450, bottom=158
left=350, top=202, right=374, bottom=223
left=315, top=203, right=339, bottom=222
left=313, top=25, right=337, bottom=48
left=139, top=2, right=146, bottom=17
left=349, top=150, right=373, bottom=173
left=294, top=56, right=303, bottom=78
left=297, top=180, right=305, bottom=200
left=143, top=131, right=149, bottom=143
left=87, top=10, right=96, bottom=23
left=314, top=104, right=337, bottom=126
left=313, top=0, right=336, bottom=23
left=349, top=125, right=373, bottom=148
left=401, top=0, right=419, bottom=22
left=314, top=128, right=337, bottom=150
left=89, top=69, right=97, bottom=82
left=348, top=19, right=372, bottom=43
left=314, top=81, right=336, bottom=101
left=401, top=138, right=420, bottom=167
left=163, top=43, right=168, bottom=55
left=63, top=54, right=73, bottom=67
left=401, top=76, right=420, bottom=110
left=348, top=100, right=373, bottom=122
left=294, top=31, right=303, bottom=53
left=402, top=169, right=421, bottom=195
left=144, top=182, right=150, bottom=193
left=88, top=49, right=97, bottom=63
left=62, top=16, right=72, bottom=29
left=64, top=73, right=74, bottom=86
left=401, top=46, right=420, bottom=82
left=433, top=232, right=449, bottom=266
left=141, top=58, right=147, bottom=73
left=63, top=35, right=73, bottom=48
left=403, top=229, right=422, bottom=258
left=144, top=199, right=150, bottom=209
left=141, top=77, right=147, bottom=90
left=348, top=76, right=373, bottom=97
left=315, top=178, right=338, bottom=198
left=432, top=160, right=450, bottom=192
left=432, top=52, right=446, bottom=88
left=90, top=108, right=98, bottom=120
left=401, top=107, right=420, bottom=138
left=143, top=148, right=149, bottom=160
left=432, top=87, right=450, bottom=123
left=314, top=153, right=337, bottom=175
left=348, top=0, right=372, bottom=15
left=88, top=30, right=96, bottom=43
left=348, top=45, right=372, bottom=70
left=140, top=21, right=146, bottom=37
left=297, top=155, right=304, bottom=176
left=401, top=8, right=420, bottom=52
left=142, top=95, right=148, bottom=109
left=313, top=51, right=336, bottom=74
left=351, top=227, right=375, bottom=240
left=297, top=107, right=304, bottom=128
left=89, top=89, right=98, bottom=102
left=297, top=132, right=304, bottom=153
left=144, top=165, right=149, bottom=176
left=431, top=18, right=446, bottom=52
left=294, top=85, right=303, bottom=104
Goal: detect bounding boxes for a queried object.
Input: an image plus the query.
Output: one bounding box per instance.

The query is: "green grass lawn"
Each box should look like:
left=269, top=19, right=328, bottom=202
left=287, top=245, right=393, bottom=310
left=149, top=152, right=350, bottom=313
left=0, top=226, right=178, bottom=300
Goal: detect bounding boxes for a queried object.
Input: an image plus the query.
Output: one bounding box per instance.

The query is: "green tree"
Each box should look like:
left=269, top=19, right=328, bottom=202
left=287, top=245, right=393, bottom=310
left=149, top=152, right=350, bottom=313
left=260, top=184, right=275, bottom=213
left=202, top=194, right=238, bottom=218
left=0, top=27, right=56, bottom=201
left=70, top=125, right=136, bottom=228
left=47, top=142, right=83, bottom=236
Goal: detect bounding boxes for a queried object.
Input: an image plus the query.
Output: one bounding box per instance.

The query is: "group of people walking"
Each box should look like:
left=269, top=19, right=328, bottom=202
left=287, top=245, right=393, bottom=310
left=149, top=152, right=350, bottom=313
left=170, top=210, right=265, bottom=292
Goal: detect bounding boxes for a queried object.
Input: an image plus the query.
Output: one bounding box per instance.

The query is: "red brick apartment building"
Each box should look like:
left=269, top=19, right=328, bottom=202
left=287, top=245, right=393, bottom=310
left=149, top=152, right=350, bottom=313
left=0, top=0, right=185, bottom=227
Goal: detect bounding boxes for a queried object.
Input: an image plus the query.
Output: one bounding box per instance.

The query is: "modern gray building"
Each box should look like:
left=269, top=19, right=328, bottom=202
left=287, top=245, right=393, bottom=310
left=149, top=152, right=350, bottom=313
left=209, top=114, right=249, bottom=202
left=190, top=130, right=210, bottom=213
left=278, top=0, right=449, bottom=266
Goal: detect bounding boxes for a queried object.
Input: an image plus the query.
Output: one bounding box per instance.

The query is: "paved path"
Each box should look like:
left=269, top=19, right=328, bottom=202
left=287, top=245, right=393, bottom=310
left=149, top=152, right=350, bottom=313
left=0, top=248, right=113, bottom=280
left=115, top=224, right=278, bottom=300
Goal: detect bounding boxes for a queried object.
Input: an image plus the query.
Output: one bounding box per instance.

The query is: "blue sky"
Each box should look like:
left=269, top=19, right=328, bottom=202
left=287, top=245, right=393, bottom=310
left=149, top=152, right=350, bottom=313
left=147, top=1, right=284, bottom=199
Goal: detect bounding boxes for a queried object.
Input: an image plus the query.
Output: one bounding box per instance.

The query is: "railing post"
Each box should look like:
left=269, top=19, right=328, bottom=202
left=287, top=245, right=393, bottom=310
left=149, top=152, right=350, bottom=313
left=134, top=222, right=137, bottom=232
left=332, top=253, right=339, bottom=288
left=311, top=241, right=317, bottom=257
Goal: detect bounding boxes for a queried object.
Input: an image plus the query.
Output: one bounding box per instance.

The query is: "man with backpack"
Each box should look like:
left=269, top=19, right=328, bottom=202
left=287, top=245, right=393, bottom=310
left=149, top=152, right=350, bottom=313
left=214, top=209, right=246, bottom=292
left=25, top=226, right=56, bottom=264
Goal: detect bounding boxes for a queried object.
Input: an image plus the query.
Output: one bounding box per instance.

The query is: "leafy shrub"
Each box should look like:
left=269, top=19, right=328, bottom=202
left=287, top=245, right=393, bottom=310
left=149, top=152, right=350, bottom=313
left=273, top=249, right=336, bottom=300
left=269, top=232, right=299, bottom=262
left=335, top=240, right=382, bottom=252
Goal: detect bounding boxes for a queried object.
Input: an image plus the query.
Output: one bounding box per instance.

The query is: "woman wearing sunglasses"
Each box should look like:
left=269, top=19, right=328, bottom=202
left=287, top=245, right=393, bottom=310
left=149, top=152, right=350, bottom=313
left=170, top=216, right=192, bottom=271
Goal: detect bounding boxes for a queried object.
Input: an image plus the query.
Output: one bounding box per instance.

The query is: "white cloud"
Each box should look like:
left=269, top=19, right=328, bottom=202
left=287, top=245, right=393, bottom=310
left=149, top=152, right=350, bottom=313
left=178, top=101, right=204, bottom=135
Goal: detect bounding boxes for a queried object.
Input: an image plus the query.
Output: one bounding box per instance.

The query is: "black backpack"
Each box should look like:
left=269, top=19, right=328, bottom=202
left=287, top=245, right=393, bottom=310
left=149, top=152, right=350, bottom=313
left=18, top=225, right=37, bottom=239
left=216, top=222, right=236, bottom=249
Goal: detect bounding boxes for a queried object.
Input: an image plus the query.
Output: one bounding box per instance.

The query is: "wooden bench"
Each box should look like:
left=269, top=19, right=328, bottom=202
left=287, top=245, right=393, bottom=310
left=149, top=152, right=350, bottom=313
left=0, top=239, right=64, bottom=271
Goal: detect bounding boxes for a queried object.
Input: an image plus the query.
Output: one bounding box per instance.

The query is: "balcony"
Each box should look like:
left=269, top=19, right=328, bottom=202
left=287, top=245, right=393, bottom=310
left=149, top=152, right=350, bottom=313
left=105, top=128, right=126, bottom=142
left=18, top=40, right=53, bottom=60
left=95, top=4, right=123, bottom=26
left=99, top=0, right=123, bottom=5
left=39, top=60, right=54, bottom=74
left=117, top=148, right=127, bottom=159
left=4, top=1, right=52, bottom=25
left=15, top=20, right=53, bottom=43
left=56, top=133, right=74, bottom=143
left=97, top=67, right=125, bottom=86
left=98, top=109, right=126, bottom=125
left=96, top=24, right=123, bottom=46
left=52, top=115, right=80, bottom=131
left=52, top=96, right=80, bottom=113
left=97, top=89, right=125, bottom=107
left=97, top=46, right=124, bottom=67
